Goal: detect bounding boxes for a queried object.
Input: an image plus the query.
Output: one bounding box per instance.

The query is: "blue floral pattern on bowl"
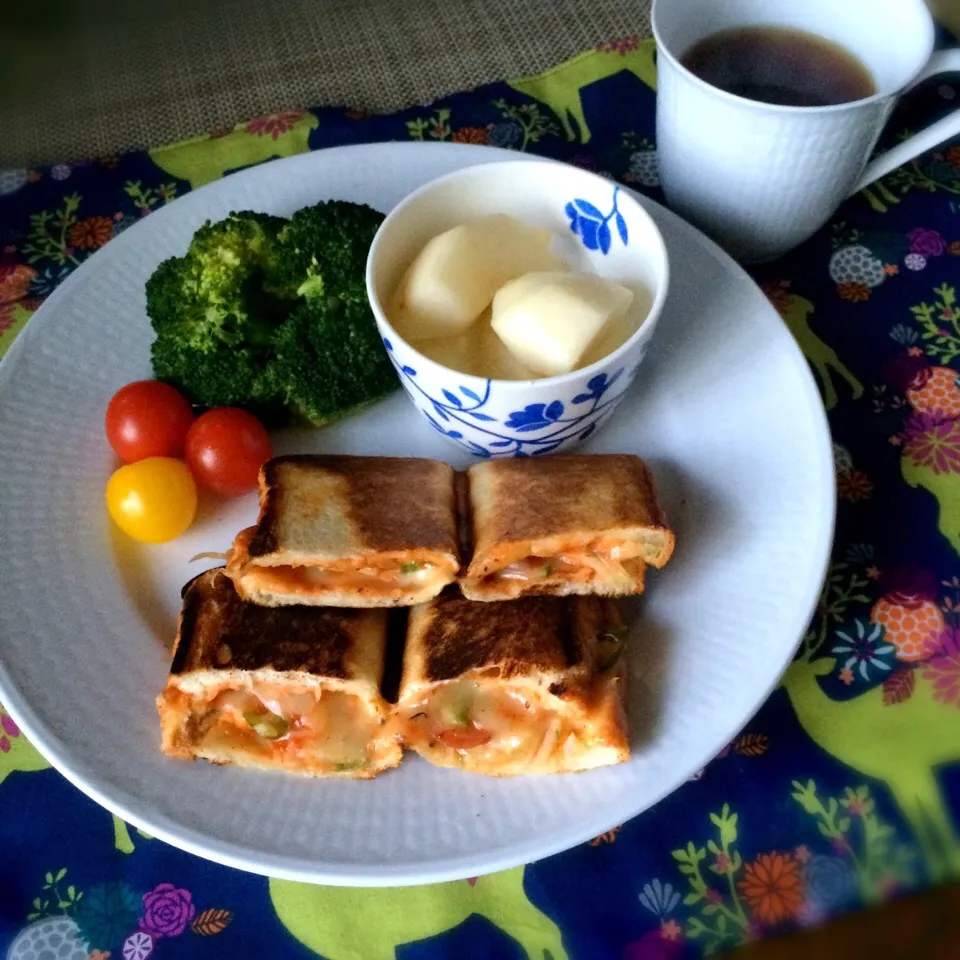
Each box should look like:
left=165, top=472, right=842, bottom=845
left=368, top=159, right=668, bottom=459
left=383, top=338, right=642, bottom=458
left=565, top=186, right=628, bottom=255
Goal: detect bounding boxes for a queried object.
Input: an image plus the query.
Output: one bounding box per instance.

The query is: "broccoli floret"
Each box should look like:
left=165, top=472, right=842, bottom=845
left=267, top=296, right=396, bottom=425
left=147, top=202, right=397, bottom=422
left=190, top=212, right=285, bottom=299
left=151, top=332, right=266, bottom=408
left=266, top=201, right=384, bottom=303
left=146, top=212, right=286, bottom=355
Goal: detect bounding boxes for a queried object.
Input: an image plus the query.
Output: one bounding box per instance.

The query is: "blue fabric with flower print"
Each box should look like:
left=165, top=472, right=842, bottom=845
left=2, top=25, right=960, bottom=960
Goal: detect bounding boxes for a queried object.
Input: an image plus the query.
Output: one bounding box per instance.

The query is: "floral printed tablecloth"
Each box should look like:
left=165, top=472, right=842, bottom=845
left=3, top=31, right=960, bottom=960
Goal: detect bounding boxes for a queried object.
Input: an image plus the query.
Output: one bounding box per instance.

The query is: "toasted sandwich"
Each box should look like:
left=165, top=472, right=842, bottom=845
left=392, top=590, right=629, bottom=776
left=226, top=455, right=460, bottom=607
left=157, top=569, right=402, bottom=778
left=461, top=454, right=673, bottom=600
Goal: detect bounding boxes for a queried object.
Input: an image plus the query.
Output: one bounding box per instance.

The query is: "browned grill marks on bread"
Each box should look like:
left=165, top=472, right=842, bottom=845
left=468, top=454, right=666, bottom=548
left=171, top=570, right=355, bottom=678
left=246, top=460, right=283, bottom=557
left=455, top=470, right=472, bottom=567
left=247, top=455, right=457, bottom=558
left=380, top=608, right=408, bottom=704
left=422, top=590, right=587, bottom=682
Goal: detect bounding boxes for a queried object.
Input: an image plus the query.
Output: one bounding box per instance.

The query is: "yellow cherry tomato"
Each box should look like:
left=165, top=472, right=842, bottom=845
left=105, top=457, right=197, bottom=543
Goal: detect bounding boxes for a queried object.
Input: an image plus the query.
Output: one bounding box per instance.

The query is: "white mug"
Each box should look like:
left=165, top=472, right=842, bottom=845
left=652, top=0, right=960, bottom=262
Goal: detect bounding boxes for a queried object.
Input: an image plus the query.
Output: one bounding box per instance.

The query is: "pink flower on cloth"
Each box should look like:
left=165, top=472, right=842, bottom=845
left=139, top=883, right=195, bottom=937
left=902, top=412, right=960, bottom=474
left=122, top=931, right=154, bottom=960
left=922, top=627, right=960, bottom=706
left=0, top=711, right=20, bottom=752
left=621, top=929, right=684, bottom=960
left=907, top=227, right=945, bottom=258
left=595, top=36, right=642, bottom=55
left=245, top=111, right=305, bottom=140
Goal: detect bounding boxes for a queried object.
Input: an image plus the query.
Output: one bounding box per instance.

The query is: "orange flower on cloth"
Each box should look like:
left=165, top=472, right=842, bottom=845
left=0, top=264, right=37, bottom=304
left=68, top=217, right=114, bottom=250
left=452, top=127, right=489, bottom=145
left=947, top=145, right=960, bottom=170
left=837, top=466, right=873, bottom=502
left=837, top=281, right=870, bottom=302
left=758, top=279, right=791, bottom=315
left=738, top=851, right=804, bottom=925
left=245, top=111, right=306, bottom=140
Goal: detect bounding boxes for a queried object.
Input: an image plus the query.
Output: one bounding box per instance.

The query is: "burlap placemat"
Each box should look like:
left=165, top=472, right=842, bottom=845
left=2, top=0, right=652, bottom=168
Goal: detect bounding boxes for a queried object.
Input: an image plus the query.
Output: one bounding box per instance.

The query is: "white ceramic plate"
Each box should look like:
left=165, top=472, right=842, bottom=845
left=0, top=143, right=834, bottom=886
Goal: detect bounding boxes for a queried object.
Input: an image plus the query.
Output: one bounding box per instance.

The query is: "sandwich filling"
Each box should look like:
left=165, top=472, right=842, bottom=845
left=227, top=529, right=456, bottom=601
left=395, top=639, right=626, bottom=775
left=165, top=682, right=386, bottom=773
left=471, top=537, right=643, bottom=596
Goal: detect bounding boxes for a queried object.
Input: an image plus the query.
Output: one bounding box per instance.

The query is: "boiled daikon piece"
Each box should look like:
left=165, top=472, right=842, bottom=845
left=474, top=313, right=538, bottom=380
left=390, top=215, right=565, bottom=341
left=491, top=272, right=634, bottom=377
left=413, top=311, right=538, bottom=380
left=413, top=327, right=481, bottom=375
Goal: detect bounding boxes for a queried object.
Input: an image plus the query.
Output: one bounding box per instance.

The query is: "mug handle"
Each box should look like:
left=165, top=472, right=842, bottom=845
left=851, top=48, right=960, bottom=195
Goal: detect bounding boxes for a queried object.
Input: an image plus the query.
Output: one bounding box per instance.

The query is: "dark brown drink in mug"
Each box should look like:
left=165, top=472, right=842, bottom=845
left=681, top=25, right=876, bottom=107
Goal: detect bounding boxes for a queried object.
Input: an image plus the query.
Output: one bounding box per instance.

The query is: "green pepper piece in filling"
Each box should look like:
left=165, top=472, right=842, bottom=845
left=400, top=561, right=421, bottom=574
left=597, top=624, right=629, bottom=672
left=452, top=703, right=472, bottom=727
left=334, top=759, right=365, bottom=772
left=244, top=710, right=289, bottom=740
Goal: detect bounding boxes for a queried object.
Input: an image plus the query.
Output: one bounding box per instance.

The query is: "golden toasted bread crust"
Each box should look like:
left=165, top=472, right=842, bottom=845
left=248, top=455, right=460, bottom=561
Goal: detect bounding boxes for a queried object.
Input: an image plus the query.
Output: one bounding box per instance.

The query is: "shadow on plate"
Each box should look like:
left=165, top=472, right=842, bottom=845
left=644, top=456, right=735, bottom=574
left=620, top=604, right=671, bottom=752
left=108, top=489, right=224, bottom=649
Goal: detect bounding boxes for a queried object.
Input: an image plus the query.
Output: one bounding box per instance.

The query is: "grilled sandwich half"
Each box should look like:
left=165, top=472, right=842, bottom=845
left=461, top=454, right=673, bottom=600
left=157, top=569, right=402, bottom=778
left=392, top=589, right=629, bottom=776
left=226, top=455, right=460, bottom=607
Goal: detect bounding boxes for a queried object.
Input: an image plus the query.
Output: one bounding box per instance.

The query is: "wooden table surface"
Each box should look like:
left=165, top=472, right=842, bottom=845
left=729, top=880, right=960, bottom=957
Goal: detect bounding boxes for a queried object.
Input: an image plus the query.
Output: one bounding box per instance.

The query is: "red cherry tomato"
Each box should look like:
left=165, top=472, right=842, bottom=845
left=105, top=380, right=194, bottom=462
left=185, top=408, right=272, bottom=497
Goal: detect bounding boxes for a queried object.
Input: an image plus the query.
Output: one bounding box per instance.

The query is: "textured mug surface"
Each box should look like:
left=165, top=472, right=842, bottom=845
left=652, top=0, right=942, bottom=262
left=366, top=160, right=669, bottom=458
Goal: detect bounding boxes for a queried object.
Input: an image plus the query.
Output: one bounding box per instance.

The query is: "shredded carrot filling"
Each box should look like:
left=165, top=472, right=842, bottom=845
left=197, top=685, right=379, bottom=771
left=245, top=562, right=437, bottom=598
left=485, top=539, right=642, bottom=586
left=398, top=677, right=621, bottom=770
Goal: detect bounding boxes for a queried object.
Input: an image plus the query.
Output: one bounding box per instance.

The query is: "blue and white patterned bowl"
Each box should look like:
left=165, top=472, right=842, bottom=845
left=365, top=159, right=670, bottom=457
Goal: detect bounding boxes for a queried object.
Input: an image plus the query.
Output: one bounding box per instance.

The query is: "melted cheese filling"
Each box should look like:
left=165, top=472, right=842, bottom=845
left=397, top=678, right=621, bottom=772
left=196, top=684, right=381, bottom=772
left=484, top=540, right=641, bottom=593
left=244, top=561, right=446, bottom=599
